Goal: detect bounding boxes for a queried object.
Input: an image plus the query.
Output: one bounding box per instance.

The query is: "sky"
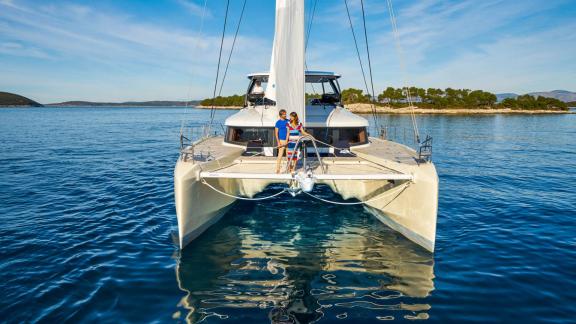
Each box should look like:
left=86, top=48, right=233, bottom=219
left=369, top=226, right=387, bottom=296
left=0, top=0, right=575, bottom=103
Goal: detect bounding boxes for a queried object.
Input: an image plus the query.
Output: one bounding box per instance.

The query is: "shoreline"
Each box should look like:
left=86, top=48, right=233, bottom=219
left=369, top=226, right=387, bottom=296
left=195, top=105, right=243, bottom=109
left=2, top=104, right=572, bottom=114
left=195, top=103, right=573, bottom=114
left=345, top=103, right=572, bottom=114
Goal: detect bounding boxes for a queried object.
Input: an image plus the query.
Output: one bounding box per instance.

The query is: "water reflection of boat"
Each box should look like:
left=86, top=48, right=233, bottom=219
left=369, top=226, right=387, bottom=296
left=175, top=195, right=434, bottom=322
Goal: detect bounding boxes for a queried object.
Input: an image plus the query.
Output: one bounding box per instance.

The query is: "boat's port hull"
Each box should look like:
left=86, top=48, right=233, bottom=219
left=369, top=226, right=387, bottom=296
left=174, top=160, right=280, bottom=248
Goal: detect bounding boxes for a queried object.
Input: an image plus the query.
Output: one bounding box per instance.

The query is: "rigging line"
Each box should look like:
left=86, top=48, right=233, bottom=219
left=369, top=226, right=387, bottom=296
left=359, top=0, right=380, bottom=130
left=385, top=0, right=420, bottom=143
left=344, top=0, right=370, bottom=99
left=304, top=181, right=410, bottom=206
left=305, top=0, right=318, bottom=95
left=217, top=0, right=247, bottom=97
left=201, top=179, right=288, bottom=201
left=209, top=0, right=231, bottom=127
left=305, top=0, right=318, bottom=51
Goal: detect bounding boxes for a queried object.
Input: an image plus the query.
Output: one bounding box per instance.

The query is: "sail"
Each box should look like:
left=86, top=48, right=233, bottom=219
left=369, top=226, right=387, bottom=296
left=265, top=0, right=305, bottom=123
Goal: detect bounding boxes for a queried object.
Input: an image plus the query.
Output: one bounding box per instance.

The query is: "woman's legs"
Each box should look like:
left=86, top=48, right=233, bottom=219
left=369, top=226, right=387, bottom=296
left=275, top=140, right=286, bottom=173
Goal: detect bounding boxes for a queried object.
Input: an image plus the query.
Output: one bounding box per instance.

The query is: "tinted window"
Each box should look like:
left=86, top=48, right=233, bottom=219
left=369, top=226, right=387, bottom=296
left=226, top=127, right=275, bottom=146
left=226, top=127, right=367, bottom=147
left=307, top=127, right=367, bottom=146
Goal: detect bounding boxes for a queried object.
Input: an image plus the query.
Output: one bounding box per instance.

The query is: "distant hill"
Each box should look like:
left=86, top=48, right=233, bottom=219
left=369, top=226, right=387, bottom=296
left=0, top=92, right=43, bottom=107
left=526, top=90, right=576, bottom=103
left=47, top=100, right=201, bottom=107
left=496, top=93, right=518, bottom=102
left=497, top=90, right=576, bottom=103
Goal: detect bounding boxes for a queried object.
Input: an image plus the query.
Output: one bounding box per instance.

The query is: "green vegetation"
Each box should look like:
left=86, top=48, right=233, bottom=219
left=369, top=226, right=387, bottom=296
left=200, top=94, right=244, bottom=107
left=200, top=87, right=570, bottom=111
left=341, top=88, right=371, bottom=104
left=377, top=87, right=497, bottom=108
left=200, top=94, right=322, bottom=106
left=565, top=101, right=576, bottom=107
left=345, top=87, right=567, bottom=111
left=305, top=93, right=321, bottom=101
left=0, top=91, right=43, bottom=107
left=500, top=95, right=568, bottom=111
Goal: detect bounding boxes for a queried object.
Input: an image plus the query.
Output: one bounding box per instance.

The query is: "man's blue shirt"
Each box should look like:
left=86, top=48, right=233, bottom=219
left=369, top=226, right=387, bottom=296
left=275, top=119, right=288, bottom=141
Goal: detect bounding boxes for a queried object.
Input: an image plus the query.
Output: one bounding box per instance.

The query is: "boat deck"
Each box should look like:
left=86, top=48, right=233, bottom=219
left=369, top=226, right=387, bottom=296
left=190, top=136, right=419, bottom=180
left=354, top=137, right=420, bottom=166
left=192, top=136, right=419, bottom=166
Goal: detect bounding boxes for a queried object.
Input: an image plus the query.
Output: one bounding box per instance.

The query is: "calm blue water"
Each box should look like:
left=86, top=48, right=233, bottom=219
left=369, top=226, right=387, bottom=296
left=1, top=107, right=575, bottom=323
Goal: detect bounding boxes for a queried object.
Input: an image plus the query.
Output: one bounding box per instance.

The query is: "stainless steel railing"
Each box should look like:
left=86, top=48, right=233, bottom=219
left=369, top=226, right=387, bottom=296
left=377, top=126, right=433, bottom=162
left=179, top=123, right=225, bottom=162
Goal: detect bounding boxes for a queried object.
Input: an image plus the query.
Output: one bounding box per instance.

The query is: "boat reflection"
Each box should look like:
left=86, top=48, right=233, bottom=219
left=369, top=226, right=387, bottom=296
left=175, top=196, right=435, bottom=323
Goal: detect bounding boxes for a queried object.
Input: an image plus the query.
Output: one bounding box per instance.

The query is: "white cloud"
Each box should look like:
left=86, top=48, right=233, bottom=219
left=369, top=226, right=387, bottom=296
left=307, top=0, right=576, bottom=94
left=0, top=41, right=52, bottom=59
left=176, top=0, right=210, bottom=17
left=415, top=23, right=576, bottom=93
left=0, top=0, right=16, bottom=7
left=0, top=0, right=574, bottom=102
left=0, top=1, right=270, bottom=101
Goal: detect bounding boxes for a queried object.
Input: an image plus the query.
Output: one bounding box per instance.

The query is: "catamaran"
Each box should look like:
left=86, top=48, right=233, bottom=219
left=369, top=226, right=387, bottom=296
left=175, top=0, right=438, bottom=252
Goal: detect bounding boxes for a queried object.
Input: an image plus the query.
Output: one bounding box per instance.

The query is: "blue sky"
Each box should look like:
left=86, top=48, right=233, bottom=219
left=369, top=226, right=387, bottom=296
left=0, top=0, right=575, bottom=103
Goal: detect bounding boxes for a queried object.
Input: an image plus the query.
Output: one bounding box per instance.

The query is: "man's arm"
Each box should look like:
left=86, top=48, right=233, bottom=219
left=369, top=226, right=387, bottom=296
left=275, top=127, right=280, bottom=146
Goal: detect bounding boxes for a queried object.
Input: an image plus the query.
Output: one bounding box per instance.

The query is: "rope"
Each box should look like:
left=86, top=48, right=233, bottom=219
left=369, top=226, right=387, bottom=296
left=305, top=0, right=318, bottom=95
left=217, top=0, right=247, bottom=97
left=304, top=181, right=410, bottom=205
left=344, top=0, right=370, bottom=101
left=305, top=0, right=318, bottom=51
left=385, top=0, right=420, bottom=143
left=359, top=0, right=380, bottom=131
left=209, top=0, right=231, bottom=129
left=201, top=179, right=287, bottom=201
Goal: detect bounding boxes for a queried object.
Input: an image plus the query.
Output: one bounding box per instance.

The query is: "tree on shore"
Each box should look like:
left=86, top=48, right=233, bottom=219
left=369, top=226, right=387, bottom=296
left=201, top=88, right=567, bottom=111
left=500, top=95, right=568, bottom=110
left=341, top=88, right=371, bottom=104
left=375, top=87, right=496, bottom=108
left=200, top=94, right=244, bottom=107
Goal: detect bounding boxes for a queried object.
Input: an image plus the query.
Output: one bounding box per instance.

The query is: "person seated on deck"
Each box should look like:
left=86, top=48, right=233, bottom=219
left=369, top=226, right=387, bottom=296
left=251, top=80, right=264, bottom=95
left=275, top=109, right=288, bottom=174
left=286, top=112, right=313, bottom=173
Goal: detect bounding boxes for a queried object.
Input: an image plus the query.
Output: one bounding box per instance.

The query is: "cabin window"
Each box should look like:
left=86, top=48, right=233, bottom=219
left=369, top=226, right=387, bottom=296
left=225, top=127, right=367, bottom=147
left=226, top=127, right=275, bottom=146
left=307, top=127, right=367, bottom=146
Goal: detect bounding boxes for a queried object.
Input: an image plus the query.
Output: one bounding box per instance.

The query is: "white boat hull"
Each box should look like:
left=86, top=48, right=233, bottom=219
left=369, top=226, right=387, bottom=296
left=174, top=137, right=438, bottom=252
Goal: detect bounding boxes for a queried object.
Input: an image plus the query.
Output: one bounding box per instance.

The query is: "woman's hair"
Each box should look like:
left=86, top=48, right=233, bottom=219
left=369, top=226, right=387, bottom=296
left=290, top=112, right=299, bottom=125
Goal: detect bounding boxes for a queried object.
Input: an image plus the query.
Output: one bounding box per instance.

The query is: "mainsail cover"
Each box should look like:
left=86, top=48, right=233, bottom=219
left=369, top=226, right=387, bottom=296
left=265, top=0, right=305, bottom=123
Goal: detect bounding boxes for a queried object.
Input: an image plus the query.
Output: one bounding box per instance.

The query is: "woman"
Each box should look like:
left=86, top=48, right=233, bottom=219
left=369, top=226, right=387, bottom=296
left=285, top=112, right=312, bottom=173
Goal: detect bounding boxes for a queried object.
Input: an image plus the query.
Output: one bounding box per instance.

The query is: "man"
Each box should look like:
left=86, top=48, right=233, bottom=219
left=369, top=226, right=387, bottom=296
left=275, top=109, right=288, bottom=173
left=252, top=80, right=264, bottom=94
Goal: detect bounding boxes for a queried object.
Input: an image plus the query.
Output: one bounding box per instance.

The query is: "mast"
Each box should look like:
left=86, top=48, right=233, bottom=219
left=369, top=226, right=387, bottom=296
left=265, top=0, right=306, bottom=124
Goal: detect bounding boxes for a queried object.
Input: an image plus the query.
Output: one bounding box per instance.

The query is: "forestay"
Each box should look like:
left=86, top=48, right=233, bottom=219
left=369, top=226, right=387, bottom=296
left=265, top=0, right=306, bottom=124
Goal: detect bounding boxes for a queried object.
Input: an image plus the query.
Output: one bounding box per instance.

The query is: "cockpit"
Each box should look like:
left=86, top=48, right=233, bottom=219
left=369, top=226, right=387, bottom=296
left=224, top=71, right=369, bottom=156
left=245, top=71, right=342, bottom=106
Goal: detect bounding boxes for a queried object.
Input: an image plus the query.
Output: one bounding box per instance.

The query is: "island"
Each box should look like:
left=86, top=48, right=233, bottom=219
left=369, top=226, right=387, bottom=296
left=196, top=87, right=572, bottom=114
left=47, top=100, right=200, bottom=107
left=3, top=88, right=573, bottom=113
left=0, top=92, right=43, bottom=107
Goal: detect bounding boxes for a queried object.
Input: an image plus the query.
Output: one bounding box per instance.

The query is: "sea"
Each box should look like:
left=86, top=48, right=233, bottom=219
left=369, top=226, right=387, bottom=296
left=0, top=107, right=575, bottom=323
